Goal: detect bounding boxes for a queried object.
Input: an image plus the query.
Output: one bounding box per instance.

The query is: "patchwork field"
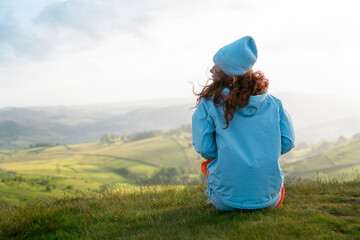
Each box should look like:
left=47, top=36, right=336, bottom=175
left=0, top=132, right=201, bottom=204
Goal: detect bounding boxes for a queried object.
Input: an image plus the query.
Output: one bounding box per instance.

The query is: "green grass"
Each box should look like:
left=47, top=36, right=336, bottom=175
left=0, top=178, right=359, bottom=239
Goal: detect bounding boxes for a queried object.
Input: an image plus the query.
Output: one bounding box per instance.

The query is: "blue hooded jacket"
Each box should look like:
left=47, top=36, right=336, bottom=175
left=192, top=89, right=295, bottom=209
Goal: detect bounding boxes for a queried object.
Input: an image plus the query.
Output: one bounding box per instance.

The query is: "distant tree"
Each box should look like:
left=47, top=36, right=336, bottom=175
left=114, top=168, right=131, bottom=177
left=151, top=167, right=181, bottom=185
left=336, top=136, right=347, bottom=145
left=100, top=134, right=121, bottom=145
left=126, top=131, right=160, bottom=142
left=29, top=143, right=57, bottom=148
left=101, top=135, right=111, bottom=144
left=179, top=124, right=192, bottom=133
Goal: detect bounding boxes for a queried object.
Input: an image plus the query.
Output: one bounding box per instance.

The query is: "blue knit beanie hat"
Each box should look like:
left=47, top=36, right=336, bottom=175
left=213, top=36, right=258, bottom=76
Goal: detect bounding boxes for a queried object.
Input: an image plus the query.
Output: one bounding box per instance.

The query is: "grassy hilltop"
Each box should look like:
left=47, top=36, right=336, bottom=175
left=0, top=179, right=359, bottom=239
left=0, top=127, right=360, bottom=238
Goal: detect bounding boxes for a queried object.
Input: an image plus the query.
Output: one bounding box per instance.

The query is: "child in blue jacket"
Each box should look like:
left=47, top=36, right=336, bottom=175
left=192, top=36, right=295, bottom=211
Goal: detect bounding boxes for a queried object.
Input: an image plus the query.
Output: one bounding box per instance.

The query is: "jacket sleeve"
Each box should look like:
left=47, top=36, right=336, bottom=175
left=279, top=101, right=295, bottom=155
left=192, top=99, right=217, bottom=159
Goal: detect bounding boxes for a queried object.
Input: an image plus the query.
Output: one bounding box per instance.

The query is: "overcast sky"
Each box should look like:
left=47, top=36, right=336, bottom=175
left=1, top=0, right=359, bottom=107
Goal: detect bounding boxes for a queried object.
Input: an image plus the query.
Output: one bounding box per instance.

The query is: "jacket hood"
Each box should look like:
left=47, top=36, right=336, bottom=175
left=222, top=88, right=268, bottom=116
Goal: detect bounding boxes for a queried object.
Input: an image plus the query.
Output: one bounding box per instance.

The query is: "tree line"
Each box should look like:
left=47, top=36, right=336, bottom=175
left=100, top=124, right=192, bottom=145
left=113, top=166, right=202, bottom=186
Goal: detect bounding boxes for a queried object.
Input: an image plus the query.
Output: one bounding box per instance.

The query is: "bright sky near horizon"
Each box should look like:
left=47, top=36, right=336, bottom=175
left=1, top=0, right=360, bottom=107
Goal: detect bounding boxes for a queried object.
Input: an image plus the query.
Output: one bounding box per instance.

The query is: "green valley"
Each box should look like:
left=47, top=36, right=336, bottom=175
left=1, top=125, right=360, bottom=206
left=0, top=127, right=202, bottom=205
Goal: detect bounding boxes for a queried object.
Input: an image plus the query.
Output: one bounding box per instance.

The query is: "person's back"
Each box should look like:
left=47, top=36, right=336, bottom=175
left=192, top=36, right=295, bottom=211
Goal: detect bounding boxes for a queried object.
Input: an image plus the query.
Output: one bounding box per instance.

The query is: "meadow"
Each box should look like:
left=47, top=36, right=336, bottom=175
left=0, top=178, right=359, bottom=239
left=0, top=127, right=360, bottom=238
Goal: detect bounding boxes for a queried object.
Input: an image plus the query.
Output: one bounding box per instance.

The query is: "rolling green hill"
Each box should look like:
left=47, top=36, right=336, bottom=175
left=0, top=129, right=201, bottom=205
left=282, top=139, right=360, bottom=178
left=1, top=127, right=360, bottom=205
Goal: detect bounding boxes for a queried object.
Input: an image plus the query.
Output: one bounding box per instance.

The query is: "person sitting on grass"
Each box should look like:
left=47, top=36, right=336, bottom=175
left=192, top=36, right=295, bottom=211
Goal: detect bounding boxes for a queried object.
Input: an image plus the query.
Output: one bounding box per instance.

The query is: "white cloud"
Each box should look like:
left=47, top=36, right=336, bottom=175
left=1, top=0, right=360, bottom=107
left=0, top=11, right=52, bottom=63
left=34, top=0, right=151, bottom=38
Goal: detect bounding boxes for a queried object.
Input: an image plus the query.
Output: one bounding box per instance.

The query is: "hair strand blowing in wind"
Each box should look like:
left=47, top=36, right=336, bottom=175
left=193, top=69, right=269, bottom=129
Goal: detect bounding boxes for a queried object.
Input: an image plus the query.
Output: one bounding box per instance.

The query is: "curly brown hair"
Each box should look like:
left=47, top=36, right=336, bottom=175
left=193, top=66, right=269, bottom=129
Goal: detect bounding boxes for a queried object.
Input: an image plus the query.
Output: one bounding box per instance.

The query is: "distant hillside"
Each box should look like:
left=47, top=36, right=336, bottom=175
left=0, top=103, right=193, bottom=149
left=296, top=116, right=360, bottom=143
left=87, top=104, right=193, bottom=136
left=274, top=92, right=360, bottom=129
left=0, top=91, right=359, bottom=149
left=282, top=139, right=360, bottom=178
